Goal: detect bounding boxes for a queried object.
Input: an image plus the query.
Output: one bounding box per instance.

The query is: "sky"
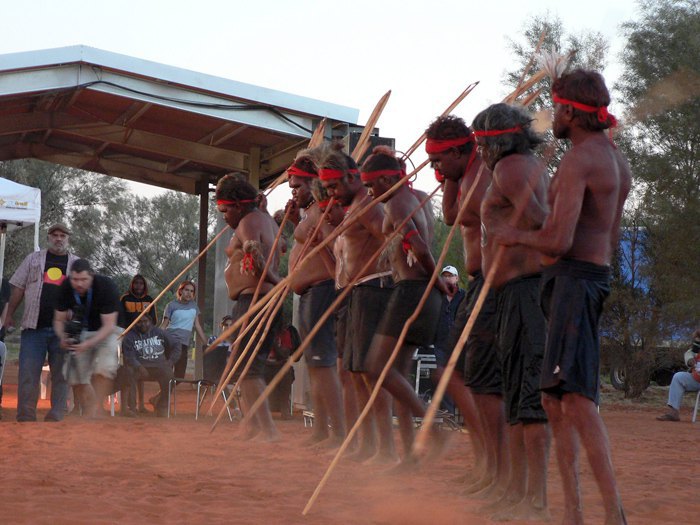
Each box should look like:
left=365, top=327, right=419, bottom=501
left=1, top=0, right=641, bottom=212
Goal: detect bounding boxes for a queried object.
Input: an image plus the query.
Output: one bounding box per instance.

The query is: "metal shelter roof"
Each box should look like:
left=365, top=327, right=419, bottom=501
left=0, top=45, right=360, bottom=194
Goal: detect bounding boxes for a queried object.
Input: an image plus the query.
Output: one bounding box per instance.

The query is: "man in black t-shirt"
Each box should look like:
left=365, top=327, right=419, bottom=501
left=7, top=223, right=79, bottom=422
left=54, top=259, right=121, bottom=418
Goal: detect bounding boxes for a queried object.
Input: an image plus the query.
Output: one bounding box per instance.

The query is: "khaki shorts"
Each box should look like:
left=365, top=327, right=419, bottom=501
left=64, top=328, right=121, bottom=385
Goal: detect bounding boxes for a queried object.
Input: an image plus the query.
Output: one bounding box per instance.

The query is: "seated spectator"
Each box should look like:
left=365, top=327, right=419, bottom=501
left=122, top=315, right=179, bottom=417
left=657, top=330, right=700, bottom=421
left=120, top=274, right=157, bottom=329
left=207, top=315, right=233, bottom=354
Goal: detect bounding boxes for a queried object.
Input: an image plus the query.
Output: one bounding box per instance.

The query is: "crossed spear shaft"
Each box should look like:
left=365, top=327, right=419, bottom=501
left=240, top=186, right=440, bottom=435
left=207, top=200, right=336, bottom=422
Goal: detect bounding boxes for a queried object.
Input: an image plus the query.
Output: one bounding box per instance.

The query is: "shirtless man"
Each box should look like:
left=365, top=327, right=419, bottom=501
left=216, top=174, right=282, bottom=442
left=494, top=69, right=630, bottom=525
left=319, top=142, right=396, bottom=463
left=286, top=149, right=346, bottom=448
left=360, top=146, right=446, bottom=465
left=426, top=115, right=506, bottom=494
left=474, top=103, right=551, bottom=521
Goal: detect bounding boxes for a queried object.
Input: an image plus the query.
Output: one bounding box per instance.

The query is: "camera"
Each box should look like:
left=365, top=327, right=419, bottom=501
left=64, top=305, right=85, bottom=346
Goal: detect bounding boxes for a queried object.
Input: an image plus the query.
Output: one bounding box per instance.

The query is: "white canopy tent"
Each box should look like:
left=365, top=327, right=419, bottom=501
left=0, top=177, right=41, bottom=279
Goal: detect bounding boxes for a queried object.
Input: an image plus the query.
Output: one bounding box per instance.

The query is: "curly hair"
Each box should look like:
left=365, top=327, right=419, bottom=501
left=215, top=174, right=258, bottom=207
left=471, top=103, right=543, bottom=163
left=552, top=69, right=614, bottom=132
left=316, top=140, right=358, bottom=173
left=425, top=115, right=474, bottom=155
left=360, top=145, right=404, bottom=177
left=291, top=147, right=321, bottom=175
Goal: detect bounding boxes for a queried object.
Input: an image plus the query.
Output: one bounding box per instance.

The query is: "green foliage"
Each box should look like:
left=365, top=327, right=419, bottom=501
left=504, top=13, right=610, bottom=171
left=617, top=0, right=700, bottom=330
left=1, top=159, right=217, bottom=330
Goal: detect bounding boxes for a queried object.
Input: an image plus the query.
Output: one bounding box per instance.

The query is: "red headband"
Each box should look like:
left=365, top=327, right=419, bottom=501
left=287, top=165, right=317, bottom=178
left=473, top=126, right=523, bottom=137
left=317, top=198, right=331, bottom=210
left=217, top=198, right=256, bottom=206
left=318, top=168, right=358, bottom=181
left=360, top=169, right=404, bottom=182
left=552, top=93, right=617, bottom=127
left=425, top=135, right=474, bottom=154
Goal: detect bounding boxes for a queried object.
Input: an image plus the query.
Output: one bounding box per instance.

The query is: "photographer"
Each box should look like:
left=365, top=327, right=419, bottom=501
left=53, top=259, right=121, bottom=418
left=122, top=315, right=178, bottom=417
left=657, top=329, right=700, bottom=422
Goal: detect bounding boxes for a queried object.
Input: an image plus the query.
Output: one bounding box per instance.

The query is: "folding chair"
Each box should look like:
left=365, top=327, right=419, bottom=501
left=167, top=344, right=240, bottom=421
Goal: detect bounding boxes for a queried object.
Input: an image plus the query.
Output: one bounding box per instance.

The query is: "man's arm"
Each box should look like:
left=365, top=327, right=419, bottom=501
left=53, top=309, right=71, bottom=349
left=442, top=179, right=460, bottom=226
left=121, top=335, right=140, bottom=369
left=357, top=200, right=386, bottom=242
left=4, top=285, right=25, bottom=329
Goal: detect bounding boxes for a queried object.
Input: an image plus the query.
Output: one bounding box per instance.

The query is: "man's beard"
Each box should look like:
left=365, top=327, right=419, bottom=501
left=48, top=241, right=68, bottom=255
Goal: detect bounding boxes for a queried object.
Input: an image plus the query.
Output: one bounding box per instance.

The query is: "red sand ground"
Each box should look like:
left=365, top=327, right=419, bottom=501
left=0, top=378, right=697, bottom=524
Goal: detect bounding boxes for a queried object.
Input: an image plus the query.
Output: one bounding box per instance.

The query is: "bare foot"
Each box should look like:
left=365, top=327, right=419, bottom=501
left=346, top=447, right=376, bottom=463
left=479, top=493, right=523, bottom=515
left=384, top=455, right=420, bottom=475
left=316, top=435, right=344, bottom=450
left=491, top=499, right=550, bottom=522
left=462, top=474, right=494, bottom=496
left=363, top=450, right=400, bottom=466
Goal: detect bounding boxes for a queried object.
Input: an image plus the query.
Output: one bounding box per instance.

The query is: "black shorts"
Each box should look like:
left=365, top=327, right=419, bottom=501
left=230, top=293, right=281, bottom=380
left=451, top=273, right=501, bottom=395
left=496, top=274, right=547, bottom=425
left=540, top=259, right=611, bottom=405
left=334, top=292, right=349, bottom=360
left=376, top=279, right=441, bottom=347
left=344, top=277, right=393, bottom=372
left=298, top=280, right=337, bottom=368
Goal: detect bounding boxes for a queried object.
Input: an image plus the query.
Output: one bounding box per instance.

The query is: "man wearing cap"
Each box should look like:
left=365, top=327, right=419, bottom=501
left=432, top=265, right=466, bottom=414
left=6, top=223, right=79, bottom=422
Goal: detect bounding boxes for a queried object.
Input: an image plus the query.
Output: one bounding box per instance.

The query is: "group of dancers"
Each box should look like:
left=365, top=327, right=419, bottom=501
left=215, top=67, right=629, bottom=524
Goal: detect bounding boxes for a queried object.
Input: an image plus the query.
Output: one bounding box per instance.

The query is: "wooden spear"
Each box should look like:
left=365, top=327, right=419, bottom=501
left=302, top=163, right=485, bottom=515
left=351, top=90, right=392, bottom=162
left=199, top=159, right=429, bottom=364
left=401, top=81, right=479, bottom=160
left=413, top=149, right=557, bottom=455
left=263, top=118, right=328, bottom=196
left=239, top=187, right=439, bottom=435
left=119, top=225, right=231, bottom=340
left=207, top=204, right=292, bottom=403
left=209, top=198, right=336, bottom=429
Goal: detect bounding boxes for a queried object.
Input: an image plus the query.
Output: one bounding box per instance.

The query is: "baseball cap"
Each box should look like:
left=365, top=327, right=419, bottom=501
left=441, top=265, right=458, bottom=277
left=48, top=223, right=71, bottom=235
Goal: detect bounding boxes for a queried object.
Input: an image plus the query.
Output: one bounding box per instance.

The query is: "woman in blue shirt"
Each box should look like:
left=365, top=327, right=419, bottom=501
left=161, top=280, right=207, bottom=379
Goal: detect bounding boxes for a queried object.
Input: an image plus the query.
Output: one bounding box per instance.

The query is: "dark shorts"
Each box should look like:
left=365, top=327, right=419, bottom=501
left=230, top=293, right=281, bottom=380
left=448, top=273, right=501, bottom=395
left=298, top=280, right=337, bottom=368
left=496, top=274, right=547, bottom=425
left=344, top=277, right=393, bottom=372
left=376, top=279, right=441, bottom=347
left=540, top=259, right=611, bottom=405
left=335, top=292, right=349, bottom=360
